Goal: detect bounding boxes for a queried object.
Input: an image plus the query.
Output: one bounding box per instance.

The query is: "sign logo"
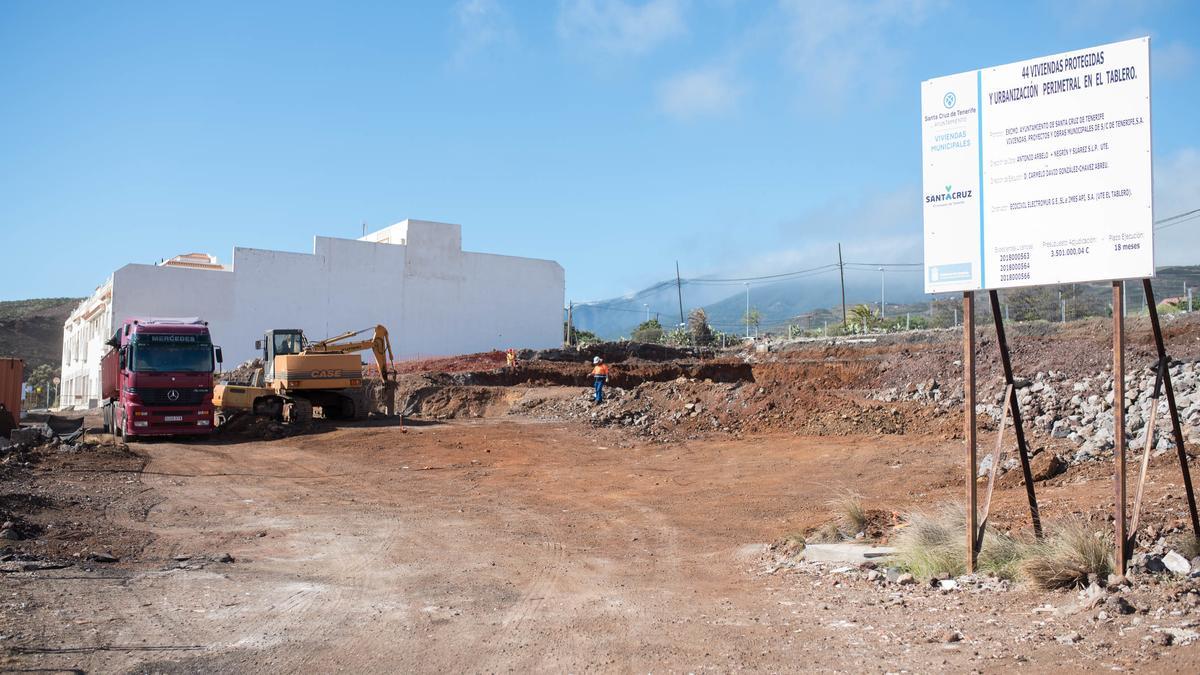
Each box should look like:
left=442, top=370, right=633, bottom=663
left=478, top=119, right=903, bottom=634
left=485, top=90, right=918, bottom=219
left=925, top=184, right=973, bottom=204
left=167, top=389, right=180, bottom=401
left=943, top=91, right=956, bottom=108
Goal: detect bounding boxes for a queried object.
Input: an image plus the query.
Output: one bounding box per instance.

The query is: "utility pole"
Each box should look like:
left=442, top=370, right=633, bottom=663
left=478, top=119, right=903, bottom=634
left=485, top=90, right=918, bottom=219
left=838, top=244, right=847, bottom=326
left=1059, top=290, right=1065, bottom=322
left=567, top=302, right=574, bottom=346
left=675, top=261, right=685, bottom=328
left=879, top=266, right=886, bottom=319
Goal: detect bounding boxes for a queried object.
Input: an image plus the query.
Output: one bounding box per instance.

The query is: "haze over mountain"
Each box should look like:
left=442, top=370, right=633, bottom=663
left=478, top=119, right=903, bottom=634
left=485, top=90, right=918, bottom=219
left=572, top=265, right=925, bottom=339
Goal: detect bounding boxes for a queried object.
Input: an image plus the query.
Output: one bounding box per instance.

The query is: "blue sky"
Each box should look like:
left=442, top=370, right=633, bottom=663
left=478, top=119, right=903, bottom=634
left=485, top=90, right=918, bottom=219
left=2, top=0, right=1198, bottom=303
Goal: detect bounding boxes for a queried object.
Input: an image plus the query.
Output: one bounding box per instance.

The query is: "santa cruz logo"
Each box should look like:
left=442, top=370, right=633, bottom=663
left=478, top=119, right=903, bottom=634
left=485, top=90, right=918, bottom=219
left=943, top=91, right=956, bottom=109
left=925, top=184, right=973, bottom=204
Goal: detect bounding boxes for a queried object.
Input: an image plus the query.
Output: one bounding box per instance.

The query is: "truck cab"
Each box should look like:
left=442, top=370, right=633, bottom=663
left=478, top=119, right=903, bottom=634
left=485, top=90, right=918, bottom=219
left=101, top=318, right=223, bottom=440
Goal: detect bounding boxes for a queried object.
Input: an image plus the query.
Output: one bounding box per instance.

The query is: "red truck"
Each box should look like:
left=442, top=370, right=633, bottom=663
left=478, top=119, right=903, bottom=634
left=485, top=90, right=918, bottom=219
left=101, top=318, right=223, bottom=441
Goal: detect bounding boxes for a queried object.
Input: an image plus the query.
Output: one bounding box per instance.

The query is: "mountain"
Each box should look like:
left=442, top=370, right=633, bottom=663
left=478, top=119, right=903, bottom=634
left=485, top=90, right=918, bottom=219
left=574, top=266, right=1200, bottom=339
left=573, top=267, right=925, bottom=339
left=0, top=298, right=80, bottom=376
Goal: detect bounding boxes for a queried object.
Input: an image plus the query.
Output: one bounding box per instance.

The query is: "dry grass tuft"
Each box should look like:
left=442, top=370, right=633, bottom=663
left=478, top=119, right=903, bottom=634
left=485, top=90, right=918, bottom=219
left=827, top=489, right=868, bottom=535
left=808, top=521, right=846, bottom=544
left=890, top=503, right=1022, bottom=580
left=1020, top=519, right=1112, bottom=590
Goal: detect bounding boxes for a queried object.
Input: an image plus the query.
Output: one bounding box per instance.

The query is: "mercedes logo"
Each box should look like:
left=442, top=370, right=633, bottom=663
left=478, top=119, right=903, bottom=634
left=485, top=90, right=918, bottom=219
left=167, top=389, right=180, bottom=401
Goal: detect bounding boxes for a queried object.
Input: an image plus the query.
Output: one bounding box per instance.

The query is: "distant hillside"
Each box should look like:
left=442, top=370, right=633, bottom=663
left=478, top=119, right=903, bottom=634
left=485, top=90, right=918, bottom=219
left=574, top=266, right=1200, bottom=339
left=0, top=298, right=81, bottom=376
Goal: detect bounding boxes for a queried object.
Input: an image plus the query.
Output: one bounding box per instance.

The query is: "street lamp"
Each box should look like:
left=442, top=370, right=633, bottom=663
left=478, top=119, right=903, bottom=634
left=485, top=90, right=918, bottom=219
left=744, top=282, right=750, bottom=339
left=879, top=266, right=886, bottom=319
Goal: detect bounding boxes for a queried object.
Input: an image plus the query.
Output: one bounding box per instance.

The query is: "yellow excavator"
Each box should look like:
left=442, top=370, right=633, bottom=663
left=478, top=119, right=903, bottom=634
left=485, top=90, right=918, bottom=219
left=214, top=325, right=395, bottom=424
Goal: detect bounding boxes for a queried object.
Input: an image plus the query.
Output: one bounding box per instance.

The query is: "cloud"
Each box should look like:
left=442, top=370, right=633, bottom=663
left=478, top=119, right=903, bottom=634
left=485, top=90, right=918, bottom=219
left=778, top=0, right=943, bottom=100
left=452, top=0, right=517, bottom=65
left=557, top=0, right=687, bottom=58
left=657, top=65, right=744, bottom=119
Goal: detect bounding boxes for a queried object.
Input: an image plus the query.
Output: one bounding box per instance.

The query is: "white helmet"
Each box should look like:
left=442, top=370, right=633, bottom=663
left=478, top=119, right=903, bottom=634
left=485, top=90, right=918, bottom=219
left=593, top=356, right=602, bottom=364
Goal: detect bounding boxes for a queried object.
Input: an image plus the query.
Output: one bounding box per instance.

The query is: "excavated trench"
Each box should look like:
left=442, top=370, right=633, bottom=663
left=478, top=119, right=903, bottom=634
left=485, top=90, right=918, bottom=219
left=392, top=356, right=881, bottom=421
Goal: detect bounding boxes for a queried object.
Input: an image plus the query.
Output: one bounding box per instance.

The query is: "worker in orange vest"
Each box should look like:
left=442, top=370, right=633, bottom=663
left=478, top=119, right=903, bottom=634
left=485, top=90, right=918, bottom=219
left=591, top=356, right=610, bottom=404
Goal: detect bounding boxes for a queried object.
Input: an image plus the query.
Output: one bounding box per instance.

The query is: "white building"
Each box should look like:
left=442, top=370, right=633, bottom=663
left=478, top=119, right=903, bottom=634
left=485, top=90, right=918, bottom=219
left=60, top=220, right=564, bottom=408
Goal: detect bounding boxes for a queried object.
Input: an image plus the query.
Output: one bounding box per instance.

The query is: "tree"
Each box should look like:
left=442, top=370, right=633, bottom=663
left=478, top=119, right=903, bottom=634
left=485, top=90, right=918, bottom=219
left=687, top=308, right=714, bottom=345
left=847, top=304, right=877, bottom=333
left=26, top=364, right=58, bottom=408
left=631, top=318, right=664, bottom=343
left=743, top=308, right=762, bottom=337
left=564, top=321, right=599, bottom=345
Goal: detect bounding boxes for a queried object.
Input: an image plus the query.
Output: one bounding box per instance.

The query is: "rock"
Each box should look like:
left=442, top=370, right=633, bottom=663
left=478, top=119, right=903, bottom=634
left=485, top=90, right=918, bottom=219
left=1051, top=420, right=1072, bottom=438
left=1056, top=631, right=1082, bottom=645
left=1143, top=555, right=1167, bottom=573
left=9, top=427, right=44, bottom=445
left=0, top=528, right=20, bottom=541
left=1106, top=573, right=1129, bottom=589
left=1105, top=595, right=1136, bottom=615
left=938, top=579, right=958, bottom=591
left=173, top=554, right=191, bottom=561
left=938, top=629, right=962, bottom=643
left=885, top=567, right=902, bottom=583
left=896, top=573, right=916, bottom=585
left=214, top=553, right=235, bottom=563
left=1162, top=550, right=1191, bottom=575
left=1154, top=631, right=1174, bottom=647
left=977, top=454, right=994, bottom=477
left=1031, top=453, right=1066, bottom=481
left=89, top=552, right=119, bottom=563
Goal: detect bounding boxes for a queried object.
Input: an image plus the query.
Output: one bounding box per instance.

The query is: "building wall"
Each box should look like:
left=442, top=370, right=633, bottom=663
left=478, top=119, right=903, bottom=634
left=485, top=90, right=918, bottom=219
left=61, top=220, right=564, bottom=407
left=61, top=282, right=114, bottom=408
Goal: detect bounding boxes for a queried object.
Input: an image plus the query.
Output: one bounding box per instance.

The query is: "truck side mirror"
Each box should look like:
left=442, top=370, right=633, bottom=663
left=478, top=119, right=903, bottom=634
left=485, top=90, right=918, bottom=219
left=255, top=340, right=263, bottom=351
left=118, top=349, right=127, bottom=369
left=215, top=346, right=224, bottom=364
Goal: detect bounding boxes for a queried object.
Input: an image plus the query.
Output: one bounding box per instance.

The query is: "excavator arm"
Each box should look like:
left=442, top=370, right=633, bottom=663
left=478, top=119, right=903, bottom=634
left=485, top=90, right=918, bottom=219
left=305, top=325, right=395, bottom=382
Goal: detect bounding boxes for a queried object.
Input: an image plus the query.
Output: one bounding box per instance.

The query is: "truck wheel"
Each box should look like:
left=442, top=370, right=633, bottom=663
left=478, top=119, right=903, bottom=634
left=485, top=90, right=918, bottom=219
left=119, top=416, right=129, bottom=444
left=102, top=405, right=111, bottom=434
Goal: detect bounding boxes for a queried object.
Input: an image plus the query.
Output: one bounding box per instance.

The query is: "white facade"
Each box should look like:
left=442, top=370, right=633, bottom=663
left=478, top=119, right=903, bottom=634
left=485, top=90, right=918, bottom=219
left=60, top=220, right=565, bottom=408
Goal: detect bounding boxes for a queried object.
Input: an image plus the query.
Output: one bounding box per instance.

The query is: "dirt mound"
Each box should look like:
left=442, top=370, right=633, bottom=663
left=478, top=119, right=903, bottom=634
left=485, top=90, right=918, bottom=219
left=0, top=435, right=153, bottom=566
left=221, top=358, right=264, bottom=385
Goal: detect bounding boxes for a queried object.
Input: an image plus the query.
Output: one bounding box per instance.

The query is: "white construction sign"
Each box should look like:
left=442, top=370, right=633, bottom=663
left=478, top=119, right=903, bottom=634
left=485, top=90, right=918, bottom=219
left=922, top=37, right=1153, bottom=292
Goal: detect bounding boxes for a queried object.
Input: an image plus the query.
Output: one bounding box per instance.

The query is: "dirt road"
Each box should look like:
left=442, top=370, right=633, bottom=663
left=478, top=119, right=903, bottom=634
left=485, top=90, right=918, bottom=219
left=6, top=418, right=1199, bottom=672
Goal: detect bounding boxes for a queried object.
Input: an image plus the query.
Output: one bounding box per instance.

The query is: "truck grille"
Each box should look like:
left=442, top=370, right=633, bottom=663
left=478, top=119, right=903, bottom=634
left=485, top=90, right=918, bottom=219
left=137, top=388, right=209, bottom=406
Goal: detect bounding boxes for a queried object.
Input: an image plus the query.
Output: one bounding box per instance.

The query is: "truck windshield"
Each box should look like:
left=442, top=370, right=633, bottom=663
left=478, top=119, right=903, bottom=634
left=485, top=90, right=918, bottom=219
left=132, top=335, right=213, bottom=373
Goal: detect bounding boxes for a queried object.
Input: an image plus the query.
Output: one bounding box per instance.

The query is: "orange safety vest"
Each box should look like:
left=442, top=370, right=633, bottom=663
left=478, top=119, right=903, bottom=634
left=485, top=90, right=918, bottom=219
left=591, top=364, right=610, bottom=378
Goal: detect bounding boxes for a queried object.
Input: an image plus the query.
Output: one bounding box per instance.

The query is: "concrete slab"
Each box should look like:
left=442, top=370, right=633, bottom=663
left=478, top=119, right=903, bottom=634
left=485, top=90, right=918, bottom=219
left=802, top=543, right=896, bottom=564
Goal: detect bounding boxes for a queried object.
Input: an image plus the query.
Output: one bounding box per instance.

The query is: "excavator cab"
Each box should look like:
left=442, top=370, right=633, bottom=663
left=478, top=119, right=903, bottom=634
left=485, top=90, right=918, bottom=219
left=256, top=329, right=305, bottom=383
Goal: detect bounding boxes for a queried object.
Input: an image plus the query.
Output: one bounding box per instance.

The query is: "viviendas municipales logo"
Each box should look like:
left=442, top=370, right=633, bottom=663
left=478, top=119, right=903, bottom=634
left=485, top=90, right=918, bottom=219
left=925, top=183, right=973, bottom=205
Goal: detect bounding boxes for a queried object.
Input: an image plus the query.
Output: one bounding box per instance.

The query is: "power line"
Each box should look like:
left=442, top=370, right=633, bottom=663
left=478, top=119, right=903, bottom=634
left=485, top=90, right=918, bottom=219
left=1156, top=207, right=1200, bottom=225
